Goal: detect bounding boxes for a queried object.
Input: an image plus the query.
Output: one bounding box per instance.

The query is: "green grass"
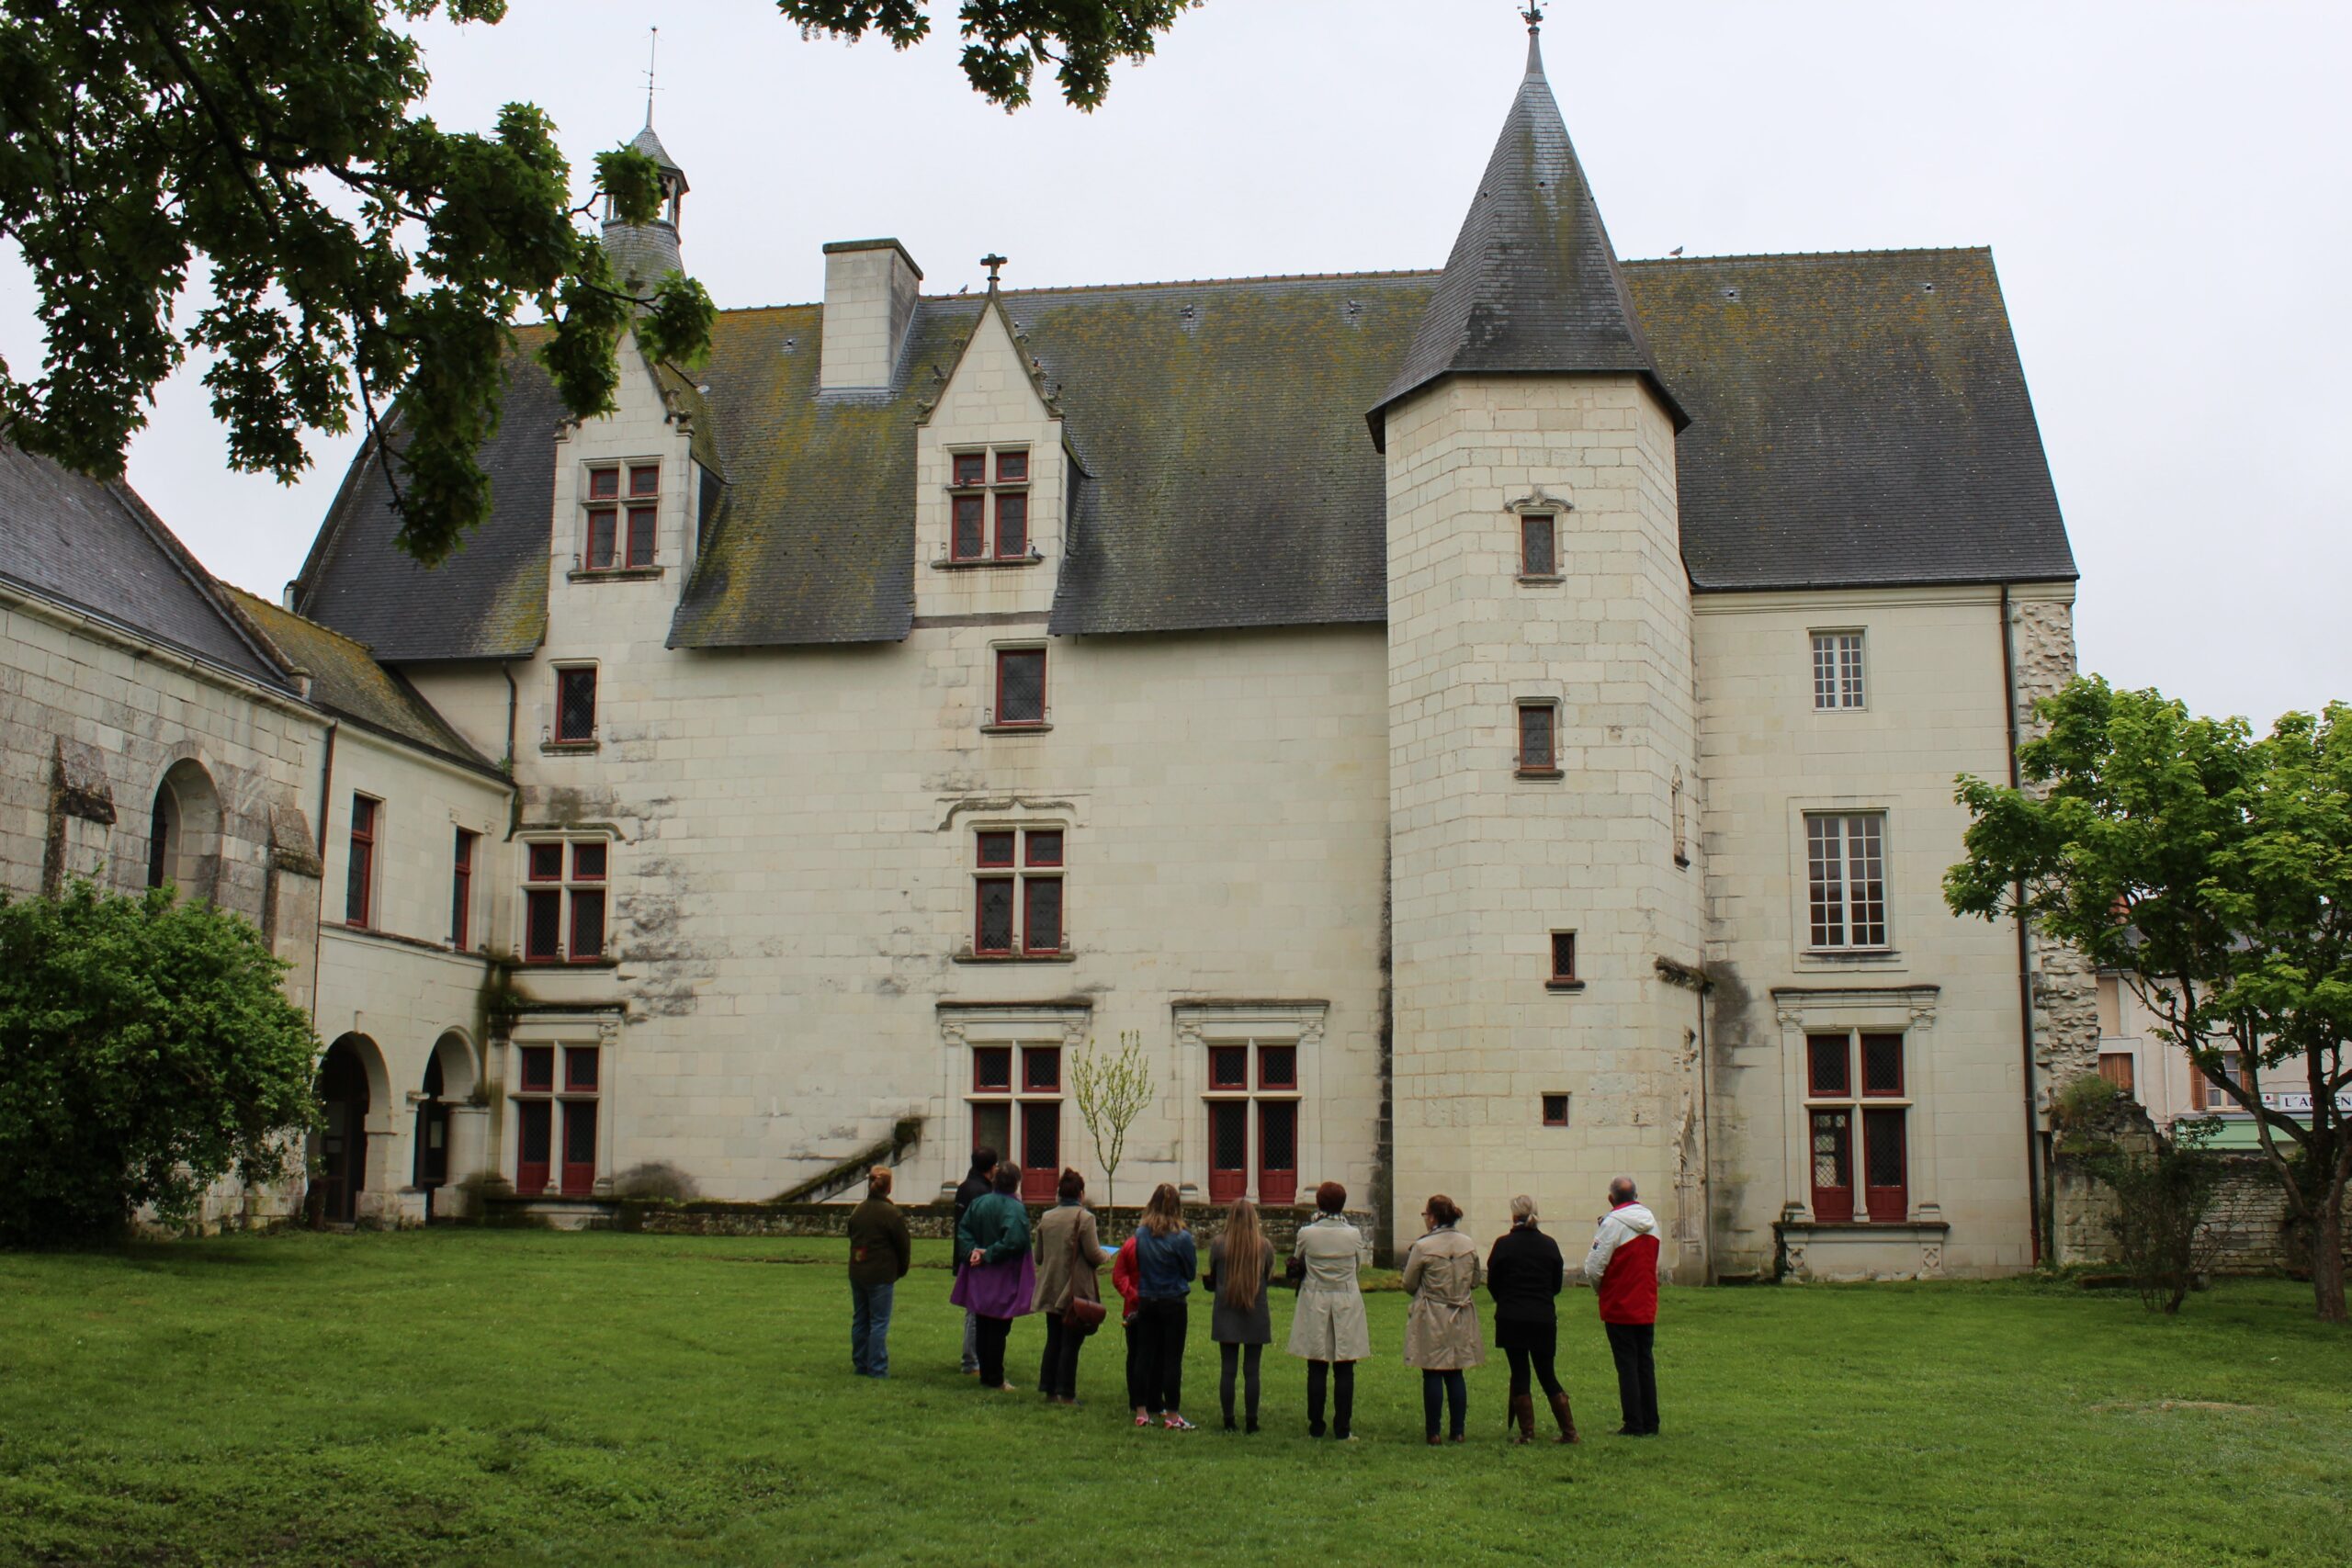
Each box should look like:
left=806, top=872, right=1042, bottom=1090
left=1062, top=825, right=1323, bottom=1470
left=1, top=1232, right=2346, bottom=1566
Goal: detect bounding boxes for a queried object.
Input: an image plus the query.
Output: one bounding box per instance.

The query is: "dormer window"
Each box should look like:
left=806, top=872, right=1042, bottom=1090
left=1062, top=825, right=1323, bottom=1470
left=948, top=446, right=1033, bottom=562
left=584, top=463, right=659, bottom=570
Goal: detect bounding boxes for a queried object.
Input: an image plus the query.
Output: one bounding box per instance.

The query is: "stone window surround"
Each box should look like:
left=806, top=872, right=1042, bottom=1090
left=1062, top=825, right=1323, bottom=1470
left=1515, top=695, right=1562, bottom=780
left=936, top=1003, right=1091, bottom=1195
left=944, top=444, right=1036, bottom=564
left=577, top=456, right=665, bottom=574
left=520, top=832, right=614, bottom=965
left=1770, top=986, right=1942, bottom=1231
left=1172, top=1001, right=1328, bottom=1205
left=982, top=640, right=1051, bottom=733
left=498, top=1012, right=621, bottom=1200
left=546, top=662, right=599, bottom=753
left=1505, top=487, right=1570, bottom=585
left=1787, top=796, right=1900, bottom=971
left=960, top=819, right=1069, bottom=962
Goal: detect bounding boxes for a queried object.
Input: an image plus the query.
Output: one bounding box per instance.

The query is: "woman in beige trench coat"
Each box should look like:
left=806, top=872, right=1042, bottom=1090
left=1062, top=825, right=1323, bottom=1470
left=1285, top=1180, right=1370, bottom=1439
left=1402, top=1193, right=1485, bottom=1445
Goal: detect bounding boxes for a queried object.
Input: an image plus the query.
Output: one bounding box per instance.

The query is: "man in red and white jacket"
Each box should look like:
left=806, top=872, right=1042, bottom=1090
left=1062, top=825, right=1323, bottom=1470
left=1579, top=1176, right=1661, bottom=1437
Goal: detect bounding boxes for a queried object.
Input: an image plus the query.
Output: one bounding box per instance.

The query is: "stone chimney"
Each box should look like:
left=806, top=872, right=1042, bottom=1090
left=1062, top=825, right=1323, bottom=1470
left=820, top=239, right=923, bottom=392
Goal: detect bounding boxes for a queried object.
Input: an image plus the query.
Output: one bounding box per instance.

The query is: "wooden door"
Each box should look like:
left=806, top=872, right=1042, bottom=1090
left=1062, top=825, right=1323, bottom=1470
left=1207, top=1101, right=1248, bottom=1203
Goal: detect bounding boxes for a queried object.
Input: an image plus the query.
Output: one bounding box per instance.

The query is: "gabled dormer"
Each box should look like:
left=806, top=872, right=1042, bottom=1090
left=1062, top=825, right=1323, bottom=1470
left=913, top=276, right=1070, bottom=623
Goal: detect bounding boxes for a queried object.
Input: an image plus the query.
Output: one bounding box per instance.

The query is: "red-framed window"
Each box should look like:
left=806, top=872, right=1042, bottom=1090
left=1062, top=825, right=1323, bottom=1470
left=584, top=463, right=659, bottom=569
left=1517, top=702, right=1557, bottom=774
left=1805, top=1030, right=1909, bottom=1224
left=555, top=666, right=598, bottom=744
left=345, top=795, right=379, bottom=928
left=993, top=647, right=1046, bottom=728
left=514, top=1043, right=600, bottom=1197
left=450, top=829, right=477, bottom=949
left=1549, top=931, right=1578, bottom=986
left=967, top=1043, right=1062, bottom=1200
left=524, top=838, right=610, bottom=963
left=1204, top=1040, right=1304, bottom=1205
left=514, top=1045, right=555, bottom=1194
left=1520, top=513, right=1557, bottom=577
left=947, top=446, right=1034, bottom=561
left=971, top=828, right=1066, bottom=957
left=1542, top=1092, right=1571, bottom=1127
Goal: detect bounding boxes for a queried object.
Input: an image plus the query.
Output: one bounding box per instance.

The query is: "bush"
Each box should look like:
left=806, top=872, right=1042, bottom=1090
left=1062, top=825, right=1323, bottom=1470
left=0, top=884, right=320, bottom=1245
left=609, top=1161, right=700, bottom=1202
left=2090, top=1134, right=2227, bottom=1314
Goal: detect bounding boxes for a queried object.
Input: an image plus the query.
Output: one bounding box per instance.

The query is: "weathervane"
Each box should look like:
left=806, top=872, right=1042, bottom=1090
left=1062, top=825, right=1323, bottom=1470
left=981, top=253, right=1008, bottom=288
left=642, top=27, right=660, bottom=127
left=1521, top=3, right=1544, bottom=32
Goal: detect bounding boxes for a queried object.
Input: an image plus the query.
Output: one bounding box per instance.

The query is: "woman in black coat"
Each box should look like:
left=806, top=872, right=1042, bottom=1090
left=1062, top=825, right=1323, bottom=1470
left=1486, top=1193, right=1578, bottom=1443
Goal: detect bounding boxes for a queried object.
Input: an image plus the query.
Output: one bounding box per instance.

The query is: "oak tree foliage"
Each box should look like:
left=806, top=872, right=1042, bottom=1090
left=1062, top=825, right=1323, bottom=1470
left=0, top=0, right=713, bottom=567
left=0, top=885, right=322, bottom=1247
left=1946, top=677, right=2352, bottom=1321
left=778, top=1, right=1199, bottom=110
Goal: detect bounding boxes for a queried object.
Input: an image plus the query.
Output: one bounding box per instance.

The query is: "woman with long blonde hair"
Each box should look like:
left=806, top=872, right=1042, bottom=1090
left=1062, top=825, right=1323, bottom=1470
left=1204, top=1197, right=1274, bottom=1432
left=1130, top=1182, right=1199, bottom=1428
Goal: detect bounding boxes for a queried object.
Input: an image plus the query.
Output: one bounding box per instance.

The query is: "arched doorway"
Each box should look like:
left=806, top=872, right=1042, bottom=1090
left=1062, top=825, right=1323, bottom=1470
left=146, top=759, right=221, bottom=897
left=311, top=1035, right=376, bottom=1224
left=411, top=1032, right=478, bottom=1220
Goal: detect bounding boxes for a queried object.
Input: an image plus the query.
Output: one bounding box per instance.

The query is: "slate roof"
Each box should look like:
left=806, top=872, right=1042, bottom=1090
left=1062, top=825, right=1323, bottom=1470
left=294, top=345, right=566, bottom=661
left=1632, top=250, right=2074, bottom=591
left=0, top=440, right=288, bottom=687
left=1371, top=30, right=1679, bottom=443
left=225, top=589, right=503, bottom=776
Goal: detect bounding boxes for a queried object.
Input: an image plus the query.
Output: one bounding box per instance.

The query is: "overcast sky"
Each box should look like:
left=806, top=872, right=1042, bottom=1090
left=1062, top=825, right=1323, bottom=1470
left=4, top=1, right=2345, bottom=725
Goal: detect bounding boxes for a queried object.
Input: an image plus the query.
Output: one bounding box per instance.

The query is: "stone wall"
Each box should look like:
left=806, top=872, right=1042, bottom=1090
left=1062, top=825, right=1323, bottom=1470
left=2053, top=1143, right=2346, bottom=1276
left=2008, top=593, right=2101, bottom=1092
left=600, top=1198, right=1376, bottom=1255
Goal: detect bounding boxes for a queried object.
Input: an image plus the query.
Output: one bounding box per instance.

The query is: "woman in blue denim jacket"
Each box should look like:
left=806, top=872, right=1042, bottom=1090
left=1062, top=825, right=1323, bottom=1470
left=1130, top=1182, right=1199, bottom=1429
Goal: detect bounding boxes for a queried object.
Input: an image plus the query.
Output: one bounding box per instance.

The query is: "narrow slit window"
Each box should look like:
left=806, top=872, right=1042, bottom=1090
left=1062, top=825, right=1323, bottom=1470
left=1518, top=702, right=1557, bottom=774
left=1521, top=513, right=1557, bottom=577
left=1549, top=931, right=1578, bottom=985
left=555, top=667, right=598, bottom=745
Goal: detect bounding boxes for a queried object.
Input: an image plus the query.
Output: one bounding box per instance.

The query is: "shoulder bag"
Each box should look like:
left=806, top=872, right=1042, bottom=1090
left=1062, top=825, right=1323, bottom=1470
left=1064, top=1218, right=1107, bottom=1331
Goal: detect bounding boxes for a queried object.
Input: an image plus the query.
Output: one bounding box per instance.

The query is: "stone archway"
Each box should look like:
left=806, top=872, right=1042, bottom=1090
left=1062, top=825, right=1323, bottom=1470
left=309, top=1033, right=388, bottom=1225
left=412, top=1031, right=481, bottom=1220
left=145, top=758, right=222, bottom=898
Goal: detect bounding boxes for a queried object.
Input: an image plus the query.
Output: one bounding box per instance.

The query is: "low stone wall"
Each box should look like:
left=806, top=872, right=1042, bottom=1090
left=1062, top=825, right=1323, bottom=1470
left=2053, top=1147, right=2345, bottom=1276
left=526, top=1196, right=1372, bottom=1251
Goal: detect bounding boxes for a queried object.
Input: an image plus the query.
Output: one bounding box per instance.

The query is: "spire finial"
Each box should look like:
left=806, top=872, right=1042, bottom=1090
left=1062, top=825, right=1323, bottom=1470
left=981, top=253, right=1008, bottom=289
left=642, top=27, right=660, bottom=128
left=1521, top=4, right=1544, bottom=74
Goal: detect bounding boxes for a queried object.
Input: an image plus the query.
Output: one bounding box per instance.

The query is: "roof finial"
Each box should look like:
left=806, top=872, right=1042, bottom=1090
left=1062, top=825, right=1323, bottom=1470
left=981, top=253, right=1008, bottom=289
left=1521, top=4, right=1545, bottom=75
left=642, top=26, right=660, bottom=128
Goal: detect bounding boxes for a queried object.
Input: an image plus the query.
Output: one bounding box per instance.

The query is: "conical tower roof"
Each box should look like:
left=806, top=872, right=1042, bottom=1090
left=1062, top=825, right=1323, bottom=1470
left=628, top=123, right=687, bottom=191
left=1370, top=28, right=1683, bottom=444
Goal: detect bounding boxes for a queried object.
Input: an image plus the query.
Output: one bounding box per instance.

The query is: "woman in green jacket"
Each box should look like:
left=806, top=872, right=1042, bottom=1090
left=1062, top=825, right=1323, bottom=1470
left=949, top=1163, right=1036, bottom=1390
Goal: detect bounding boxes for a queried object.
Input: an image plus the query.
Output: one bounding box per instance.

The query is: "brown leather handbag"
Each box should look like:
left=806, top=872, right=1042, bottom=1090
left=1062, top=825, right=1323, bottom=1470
left=1064, top=1219, right=1108, bottom=1331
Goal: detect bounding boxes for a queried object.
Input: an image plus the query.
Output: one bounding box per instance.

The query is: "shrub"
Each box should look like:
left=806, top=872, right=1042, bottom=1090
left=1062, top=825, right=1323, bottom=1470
left=0, top=884, right=320, bottom=1245
left=610, top=1161, right=700, bottom=1202
left=2090, top=1134, right=2227, bottom=1314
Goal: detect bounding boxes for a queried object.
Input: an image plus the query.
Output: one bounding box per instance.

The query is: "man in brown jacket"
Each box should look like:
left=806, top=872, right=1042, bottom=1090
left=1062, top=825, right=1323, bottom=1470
left=846, top=1167, right=912, bottom=1378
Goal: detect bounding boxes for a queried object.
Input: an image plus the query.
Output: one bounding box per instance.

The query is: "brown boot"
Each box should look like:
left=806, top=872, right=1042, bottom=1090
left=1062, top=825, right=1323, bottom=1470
left=1547, top=1390, right=1580, bottom=1445
left=1510, top=1394, right=1535, bottom=1445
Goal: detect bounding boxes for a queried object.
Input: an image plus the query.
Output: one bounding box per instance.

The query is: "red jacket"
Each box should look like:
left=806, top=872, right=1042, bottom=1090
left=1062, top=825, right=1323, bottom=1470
left=1110, top=1235, right=1140, bottom=1323
left=1580, top=1201, right=1660, bottom=1325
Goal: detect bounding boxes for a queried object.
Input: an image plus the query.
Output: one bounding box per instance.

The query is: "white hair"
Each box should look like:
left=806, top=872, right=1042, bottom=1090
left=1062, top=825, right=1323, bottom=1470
left=1510, top=1194, right=1538, bottom=1224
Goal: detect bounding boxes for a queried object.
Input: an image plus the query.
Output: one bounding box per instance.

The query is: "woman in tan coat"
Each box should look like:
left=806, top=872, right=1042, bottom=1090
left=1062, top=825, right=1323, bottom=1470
left=1285, top=1180, right=1370, bottom=1439
left=1031, top=1168, right=1105, bottom=1405
left=1402, top=1192, right=1485, bottom=1445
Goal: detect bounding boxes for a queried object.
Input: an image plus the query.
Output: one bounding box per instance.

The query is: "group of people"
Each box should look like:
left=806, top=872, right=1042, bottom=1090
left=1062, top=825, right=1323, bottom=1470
left=842, top=1149, right=1664, bottom=1444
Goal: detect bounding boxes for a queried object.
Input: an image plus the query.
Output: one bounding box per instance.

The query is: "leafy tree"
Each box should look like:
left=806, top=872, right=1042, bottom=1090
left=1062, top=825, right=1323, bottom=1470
left=1069, top=1028, right=1152, bottom=1224
left=1, top=0, right=706, bottom=567
left=0, top=884, right=322, bottom=1246
left=778, top=1, right=1199, bottom=110
left=1946, top=677, right=2352, bottom=1322
left=1, top=2, right=1196, bottom=569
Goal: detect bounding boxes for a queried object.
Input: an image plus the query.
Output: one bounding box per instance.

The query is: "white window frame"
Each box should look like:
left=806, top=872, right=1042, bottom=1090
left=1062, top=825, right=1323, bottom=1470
left=1805, top=810, right=1890, bottom=952
left=1811, top=629, right=1867, bottom=711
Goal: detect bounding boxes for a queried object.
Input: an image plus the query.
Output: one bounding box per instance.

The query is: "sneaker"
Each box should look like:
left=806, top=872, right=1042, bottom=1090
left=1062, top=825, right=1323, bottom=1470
left=1134, top=1414, right=1152, bottom=1428
left=1162, top=1415, right=1197, bottom=1431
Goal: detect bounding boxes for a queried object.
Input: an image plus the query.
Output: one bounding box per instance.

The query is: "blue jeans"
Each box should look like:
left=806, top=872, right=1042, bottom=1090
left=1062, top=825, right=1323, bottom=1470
left=851, top=1280, right=896, bottom=1377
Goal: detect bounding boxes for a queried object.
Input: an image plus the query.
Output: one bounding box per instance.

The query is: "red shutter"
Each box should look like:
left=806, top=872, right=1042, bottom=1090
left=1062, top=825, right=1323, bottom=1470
left=1862, top=1108, right=1907, bottom=1224
left=516, top=1100, right=551, bottom=1195
left=1019, top=1101, right=1059, bottom=1199
left=1258, top=1100, right=1297, bottom=1206
left=560, top=1100, right=597, bottom=1196
left=1208, top=1101, right=1248, bottom=1202
left=1809, top=1109, right=1853, bottom=1223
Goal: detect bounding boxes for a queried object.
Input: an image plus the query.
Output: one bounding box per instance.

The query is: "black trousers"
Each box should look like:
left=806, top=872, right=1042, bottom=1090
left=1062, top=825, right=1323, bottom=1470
left=1421, top=1370, right=1467, bottom=1438
left=1306, top=1359, right=1355, bottom=1438
left=1218, top=1342, right=1262, bottom=1425
left=1037, top=1312, right=1086, bottom=1398
left=1135, top=1297, right=1188, bottom=1414
left=1605, top=1321, right=1659, bottom=1434
left=1504, top=1345, right=1565, bottom=1399
left=1124, top=1318, right=1155, bottom=1413
left=974, top=1314, right=1013, bottom=1389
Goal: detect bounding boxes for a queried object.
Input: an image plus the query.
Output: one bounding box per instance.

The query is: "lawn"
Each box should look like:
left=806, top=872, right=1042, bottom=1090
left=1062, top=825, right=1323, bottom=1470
left=1, top=1232, right=2346, bottom=1567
